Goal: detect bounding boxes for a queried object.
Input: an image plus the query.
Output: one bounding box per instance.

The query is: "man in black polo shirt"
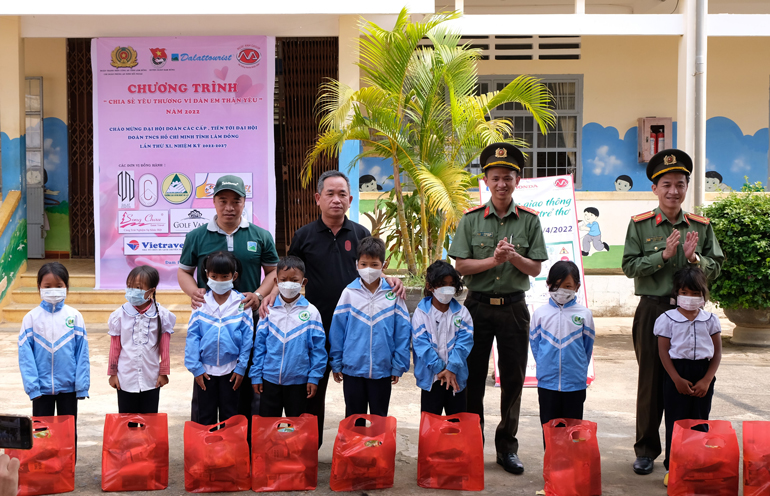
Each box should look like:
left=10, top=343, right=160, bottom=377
left=259, top=170, right=404, bottom=446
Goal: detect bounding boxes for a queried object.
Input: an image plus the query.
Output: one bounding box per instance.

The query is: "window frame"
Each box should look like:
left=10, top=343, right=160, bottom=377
left=477, top=74, right=584, bottom=189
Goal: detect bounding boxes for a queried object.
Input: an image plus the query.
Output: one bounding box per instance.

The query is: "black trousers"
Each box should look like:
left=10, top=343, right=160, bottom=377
left=538, top=387, right=587, bottom=448
left=307, top=363, right=332, bottom=448
left=33, top=392, right=78, bottom=458
left=342, top=375, right=392, bottom=418
left=421, top=380, right=467, bottom=416
left=464, top=297, right=530, bottom=455
left=191, top=374, right=240, bottom=426
left=117, top=388, right=160, bottom=414
left=632, top=297, right=675, bottom=459
left=259, top=380, right=308, bottom=417
left=663, top=359, right=715, bottom=470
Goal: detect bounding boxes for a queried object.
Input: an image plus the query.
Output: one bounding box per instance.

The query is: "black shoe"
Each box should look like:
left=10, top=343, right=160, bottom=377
left=633, top=456, right=654, bottom=475
left=496, top=453, right=524, bottom=475
left=603, top=242, right=610, bottom=251
left=581, top=251, right=589, bottom=256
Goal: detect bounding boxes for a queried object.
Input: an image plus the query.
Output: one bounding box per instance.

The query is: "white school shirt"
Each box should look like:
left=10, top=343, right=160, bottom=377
left=653, top=309, right=721, bottom=360
left=200, top=292, right=239, bottom=376
left=108, top=302, right=176, bottom=393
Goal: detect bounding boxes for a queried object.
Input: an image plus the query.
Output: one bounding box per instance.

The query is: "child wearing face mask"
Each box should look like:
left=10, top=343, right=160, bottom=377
left=654, top=266, right=721, bottom=486
left=411, top=260, right=474, bottom=415
left=185, top=250, right=254, bottom=424
left=107, top=266, right=176, bottom=414
left=18, top=262, right=90, bottom=441
left=529, top=260, right=595, bottom=444
left=330, top=237, right=412, bottom=418
left=249, top=256, right=326, bottom=417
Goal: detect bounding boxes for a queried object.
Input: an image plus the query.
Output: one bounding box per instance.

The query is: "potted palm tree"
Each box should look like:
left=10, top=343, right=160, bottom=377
left=304, top=8, right=554, bottom=310
left=700, top=181, right=770, bottom=345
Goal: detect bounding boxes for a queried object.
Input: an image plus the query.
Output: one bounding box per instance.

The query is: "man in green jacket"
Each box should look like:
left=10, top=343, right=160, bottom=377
left=622, top=149, right=724, bottom=476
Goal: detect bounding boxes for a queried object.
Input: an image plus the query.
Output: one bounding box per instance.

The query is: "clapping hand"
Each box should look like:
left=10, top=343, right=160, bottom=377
left=683, top=231, right=699, bottom=262
left=661, top=230, right=681, bottom=261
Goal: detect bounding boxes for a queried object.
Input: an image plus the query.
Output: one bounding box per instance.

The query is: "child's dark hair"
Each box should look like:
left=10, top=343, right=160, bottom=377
left=277, top=256, right=305, bottom=276
left=546, top=261, right=581, bottom=292
left=584, top=207, right=599, bottom=217
left=357, top=236, right=386, bottom=263
left=127, top=265, right=161, bottom=331
left=37, top=262, right=69, bottom=289
left=616, top=174, right=633, bottom=188
left=672, top=266, right=709, bottom=302
left=204, top=250, right=239, bottom=276
left=425, top=260, right=463, bottom=296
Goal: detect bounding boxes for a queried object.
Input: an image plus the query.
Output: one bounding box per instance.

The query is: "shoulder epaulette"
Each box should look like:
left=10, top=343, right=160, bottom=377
left=464, top=204, right=486, bottom=214
left=631, top=211, right=656, bottom=223
left=517, top=205, right=539, bottom=216
left=686, top=213, right=710, bottom=225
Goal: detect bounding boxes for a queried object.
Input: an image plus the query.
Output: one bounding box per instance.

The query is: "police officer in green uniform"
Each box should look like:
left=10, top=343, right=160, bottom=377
left=622, top=149, right=723, bottom=476
left=449, top=143, right=548, bottom=475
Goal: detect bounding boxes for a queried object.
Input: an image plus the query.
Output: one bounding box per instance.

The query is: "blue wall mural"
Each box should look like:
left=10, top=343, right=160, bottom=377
left=359, top=157, right=395, bottom=192
left=42, top=117, right=70, bottom=252
left=581, top=118, right=768, bottom=192
left=0, top=131, right=28, bottom=302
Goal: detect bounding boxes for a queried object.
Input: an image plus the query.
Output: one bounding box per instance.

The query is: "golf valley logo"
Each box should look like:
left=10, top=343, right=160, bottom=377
left=111, top=46, right=138, bottom=68
left=170, top=208, right=215, bottom=233
left=118, top=210, right=169, bottom=234
left=162, top=173, right=192, bottom=204
left=236, top=45, right=261, bottom=67
left=149, top=48, right=167, bottom=68
left=123, top=236, right=186, bottom=255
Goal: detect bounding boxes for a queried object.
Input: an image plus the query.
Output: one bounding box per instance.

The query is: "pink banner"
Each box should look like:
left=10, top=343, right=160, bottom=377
left=92, top=36, right=275, bottom=289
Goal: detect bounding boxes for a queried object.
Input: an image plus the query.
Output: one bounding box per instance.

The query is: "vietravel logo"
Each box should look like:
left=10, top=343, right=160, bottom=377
left=123, top=237, right=186, bottom=255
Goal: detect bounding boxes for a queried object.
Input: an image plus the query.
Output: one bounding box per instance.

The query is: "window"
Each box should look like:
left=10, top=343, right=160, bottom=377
left=475, top=75, right=583, bottom=187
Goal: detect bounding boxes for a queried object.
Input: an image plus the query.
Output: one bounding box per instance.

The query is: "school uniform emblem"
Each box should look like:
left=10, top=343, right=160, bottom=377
left=572, top=315, right=584, bottom=326
left=298, top=311, right=310, bottom=322
left=386, top=291, right=396, bottom=300
left=238, top=303, right=245, bottom=312
left=247, top=241, right=257, bottom=252
left=453, top=317, right=462, bottom=328
left=65, top=317, right=75, bottom=328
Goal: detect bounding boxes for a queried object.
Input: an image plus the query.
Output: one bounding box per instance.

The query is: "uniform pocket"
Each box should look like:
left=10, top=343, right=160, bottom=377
left=644, top=240, right=666, bottom=255
left=471, top=235, right=495, bottom=258
left=509, top=237, right=530, bottom=257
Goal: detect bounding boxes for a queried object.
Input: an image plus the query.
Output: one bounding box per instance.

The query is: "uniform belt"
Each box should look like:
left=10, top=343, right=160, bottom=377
left=642, top=295, right=677, bottom=306
left=468, top=291, right=525, bottom=306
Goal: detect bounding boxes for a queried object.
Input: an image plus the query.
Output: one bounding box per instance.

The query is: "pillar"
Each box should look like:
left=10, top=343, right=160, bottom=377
left=338, top=15, right=362, bottom=222
left=0, top=16, right=26, bottom=200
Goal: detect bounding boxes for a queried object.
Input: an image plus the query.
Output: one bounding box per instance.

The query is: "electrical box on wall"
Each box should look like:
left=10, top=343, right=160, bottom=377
left=637, top=117, right=673, bottom=163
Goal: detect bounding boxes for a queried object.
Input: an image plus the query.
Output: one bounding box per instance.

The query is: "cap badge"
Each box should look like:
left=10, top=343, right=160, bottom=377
left=495, top=148, right=507, bottom=158
left=663, top=155, right=677, bottom=165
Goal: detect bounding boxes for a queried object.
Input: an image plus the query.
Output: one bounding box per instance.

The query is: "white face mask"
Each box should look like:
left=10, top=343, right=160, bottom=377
left=677, top=295, right=704, bottom=311
left=278, top=282, right=302, bottom=300
left=40, top=288, right=67, bottom=305
left=550, top=288, right=576, bottom=306
left=358, top=267, right=382, bottom=285
left=207, top=278, right=234, bottom=295
left=433, top=286, right=456, bottom=305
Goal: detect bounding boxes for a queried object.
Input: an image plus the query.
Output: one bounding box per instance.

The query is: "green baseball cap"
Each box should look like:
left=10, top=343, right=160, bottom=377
left=213, top=175, right=246, bottom=197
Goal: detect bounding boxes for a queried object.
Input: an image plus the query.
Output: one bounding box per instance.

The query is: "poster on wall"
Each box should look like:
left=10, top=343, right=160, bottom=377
left=92, top=36, right=276, bottom=289
left=480, top=175, right=595, bottom=387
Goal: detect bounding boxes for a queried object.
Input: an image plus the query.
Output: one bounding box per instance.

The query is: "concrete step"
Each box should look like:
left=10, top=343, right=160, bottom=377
left=11, top=287, right=190, bottom=305
left=18, top=273, right=95, bottom=288
left=2, top=303, right=192, bottom=324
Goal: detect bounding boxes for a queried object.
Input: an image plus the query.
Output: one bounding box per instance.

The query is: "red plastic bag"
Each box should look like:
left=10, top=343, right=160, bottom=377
left=184, top=415, right=251, bottom=492
left=744, top=421, right=770, bottom=496
left=417, top=412, right=484, bottom=491
left=330, top=414, right=397, bottom=492
left=251, top=414, right=318, bottom=492
left=6, top=416, right=75, bottom=496
left=101, top=413, right=169, bottom=491
left=543, top=418, right=601, bottom=496
left=668, top=419, right=739, bottom=496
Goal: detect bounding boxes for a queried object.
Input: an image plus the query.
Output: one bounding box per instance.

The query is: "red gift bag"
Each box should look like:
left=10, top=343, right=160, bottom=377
left=417, top=412, right=484, bottom=491
left=251, top=414, right=318, bottom=492
left=330, top=414, right=397, bottom=492
left=744, top=421, right=770, bottom=496
left=184, top=415, right=251, bottom=492
left=101, top=413, right=169, bottom=492
left=668, top=419, right=739, bottom=496
left=6, top=416, right=75, bottom=496
left=543, top=419, right=601, bottom=496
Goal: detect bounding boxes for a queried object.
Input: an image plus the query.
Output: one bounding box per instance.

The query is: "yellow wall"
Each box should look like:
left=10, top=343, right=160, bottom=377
left=24, top=37, right=67, bottom=122
left=708, top=37, right=770, bottom=135
left=476, top=36, right=680, bottom=135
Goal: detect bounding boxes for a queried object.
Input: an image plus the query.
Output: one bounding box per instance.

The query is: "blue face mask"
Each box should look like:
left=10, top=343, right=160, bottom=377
left=125, top=287, right=150, bottom=307
left=207, top=278, right=234, bottom=295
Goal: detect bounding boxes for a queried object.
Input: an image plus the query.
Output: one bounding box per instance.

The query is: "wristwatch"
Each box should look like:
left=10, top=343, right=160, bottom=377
left=255, top=292, right=264, bottom=302
left=689, top=253, right=701, bottom=264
